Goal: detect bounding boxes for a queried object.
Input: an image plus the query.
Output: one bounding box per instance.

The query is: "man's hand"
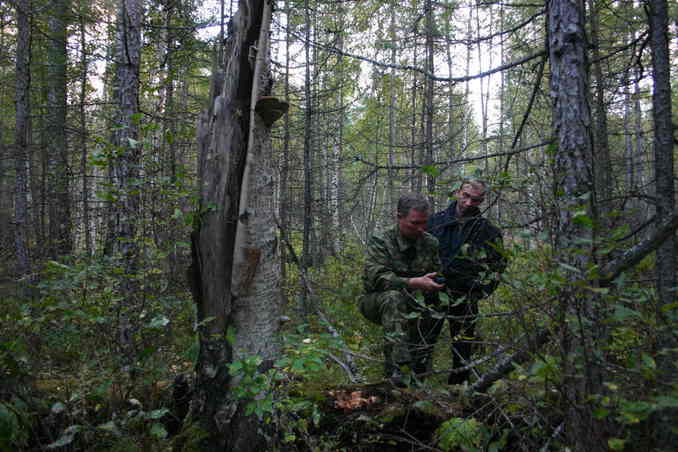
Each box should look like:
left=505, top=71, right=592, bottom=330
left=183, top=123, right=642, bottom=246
left=408, top=272, right=444, bottom=293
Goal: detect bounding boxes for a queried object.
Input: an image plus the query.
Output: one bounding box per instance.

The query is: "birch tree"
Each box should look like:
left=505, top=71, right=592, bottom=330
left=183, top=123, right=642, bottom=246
left=189, top=0, right=284, bottom=448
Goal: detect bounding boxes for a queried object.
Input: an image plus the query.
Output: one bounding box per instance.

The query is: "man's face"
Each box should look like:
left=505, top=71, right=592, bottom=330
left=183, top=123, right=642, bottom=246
left=455, top=184, right=485, bottom=217
left=398, top=208, right=429, bottom=240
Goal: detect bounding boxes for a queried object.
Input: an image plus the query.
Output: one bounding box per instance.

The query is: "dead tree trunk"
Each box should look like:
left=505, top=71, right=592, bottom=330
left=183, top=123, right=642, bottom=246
left=189, top=1, right=284, bottom=449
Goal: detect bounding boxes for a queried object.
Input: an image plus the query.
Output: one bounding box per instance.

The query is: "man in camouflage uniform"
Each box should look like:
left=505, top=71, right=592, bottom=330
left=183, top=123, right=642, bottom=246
left=360, top=193, right=444, bottom=386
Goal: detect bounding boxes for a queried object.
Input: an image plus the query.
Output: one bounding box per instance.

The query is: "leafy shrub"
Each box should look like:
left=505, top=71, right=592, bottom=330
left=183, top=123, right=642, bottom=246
left=435, top=417, right=507, bottom=452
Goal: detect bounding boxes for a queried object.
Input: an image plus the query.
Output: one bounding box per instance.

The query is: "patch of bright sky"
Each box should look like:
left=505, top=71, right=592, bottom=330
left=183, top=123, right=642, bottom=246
left=197, top=0, right=501, bottom=129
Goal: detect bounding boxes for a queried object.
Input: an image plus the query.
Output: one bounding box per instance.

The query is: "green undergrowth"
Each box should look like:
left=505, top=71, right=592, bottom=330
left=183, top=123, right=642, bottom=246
left=1, top=237, right=676, bottom=450
left=0, top=255, right=194, bottom=451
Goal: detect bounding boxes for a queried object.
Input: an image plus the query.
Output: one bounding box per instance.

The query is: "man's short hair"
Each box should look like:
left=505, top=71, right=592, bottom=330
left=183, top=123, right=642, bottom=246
left=457, top=178, right=488, bottom=193
left=397, top=192, right=430, bottom=218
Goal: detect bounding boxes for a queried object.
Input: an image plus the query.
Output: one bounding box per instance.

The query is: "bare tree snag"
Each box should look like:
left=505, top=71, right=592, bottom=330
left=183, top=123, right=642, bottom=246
left=189, top=1, right=282, bottom=449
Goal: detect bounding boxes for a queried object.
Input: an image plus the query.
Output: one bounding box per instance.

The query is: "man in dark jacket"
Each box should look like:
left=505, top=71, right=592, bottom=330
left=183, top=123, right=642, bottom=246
left=427, top=179, right=507, bottom=385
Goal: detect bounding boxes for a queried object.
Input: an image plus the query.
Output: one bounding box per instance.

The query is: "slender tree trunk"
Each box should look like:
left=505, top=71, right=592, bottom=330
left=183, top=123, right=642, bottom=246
left=14, top=0, right=33, bottom=283
left=159, top=0, right=181, bottom=285
left=101, top=18, right=118, bottom=256
left=423, top=0, right=435, bottom=199
left=387, top=2, right=397, bottom=214
left=301, top=0, right=314, bottom=311
left=78, top=0, right=92, bottom=256
left=279, top=0, right=291, bottom=308
left=330, top=7, right=346, bottom=253
left=111, top=0, right=144, bottom=368
left=645, top=0, right=677, bottom=448
left=463, top=6, right=472, bottom=153
left=475, top=0, right=490, bottom=164
left=548, top=0, right=606, bottom=449
left=622, top=67, right=634, bottom=194
left=632, top=66, right=645, bottom=194
left=496, top=2, right=506, bottom=223
left=589, top=0, right=612, bottom=232
left=46, top=0, right=72, bottom=257
left=410, top=24, right=420, bottom=192
left=0, top=14, right=7, bottom=257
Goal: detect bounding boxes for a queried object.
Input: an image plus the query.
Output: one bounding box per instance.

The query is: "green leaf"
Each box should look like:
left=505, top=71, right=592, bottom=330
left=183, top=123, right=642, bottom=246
left=655, top=395, right=678, bottom=409
left=611, top=305, right=641, bottom=322
left=150, top=422, right=167, bottom=439
left=47, top=425, right=82, bottom=449
left=608, top=438, right=626, bottom=450
left=226, top=326, right=236, bottom=345
left=51, top=402, right=66, bottom=414
left=439, top=292, right=450, bottom=305
left=573, top=212, right=593, bottom=228
left=660, top=302, right=678, bottom=312
left=147, top=408, right=169, bottom=420
left=593, top=407, right=609, bottom=419
left=195, top=316, right=216, bottom=328
left=436, top=417, right=483, bottom=451
left=0, top=403, right=19, bottom=445
left=149, top=315, right=170, bottom=328
left=413, top=400, right=433, bottom=411
left=420, top=165, right=441, bottom=177
left=229, top=361, right=243, bottom=374
left=97, top=421, right=120, bottom=435
left=558, top=262, right=581, bottom=273
left=641, top=353, right=656, bottom=370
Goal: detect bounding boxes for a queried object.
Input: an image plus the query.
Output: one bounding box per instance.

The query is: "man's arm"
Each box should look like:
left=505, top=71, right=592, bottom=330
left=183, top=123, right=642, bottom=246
left=364, top=235, right=443, bottom=293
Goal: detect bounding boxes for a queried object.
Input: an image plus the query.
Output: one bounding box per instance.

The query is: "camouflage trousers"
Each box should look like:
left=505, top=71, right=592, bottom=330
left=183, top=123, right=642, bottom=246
left=360, top=290, right=442, bottom=376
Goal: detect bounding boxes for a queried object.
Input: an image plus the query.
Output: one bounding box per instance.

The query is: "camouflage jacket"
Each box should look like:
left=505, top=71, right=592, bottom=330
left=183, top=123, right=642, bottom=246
left=363, top=224, right=441, bottom=294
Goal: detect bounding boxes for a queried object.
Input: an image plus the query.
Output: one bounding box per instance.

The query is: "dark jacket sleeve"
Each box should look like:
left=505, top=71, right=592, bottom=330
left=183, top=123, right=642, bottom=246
left=433, top=215, right=507, bottom=297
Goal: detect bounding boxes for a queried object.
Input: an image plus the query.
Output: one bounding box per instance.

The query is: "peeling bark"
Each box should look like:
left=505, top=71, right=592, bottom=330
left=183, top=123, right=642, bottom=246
left=189, top=1, right=281, bottom=449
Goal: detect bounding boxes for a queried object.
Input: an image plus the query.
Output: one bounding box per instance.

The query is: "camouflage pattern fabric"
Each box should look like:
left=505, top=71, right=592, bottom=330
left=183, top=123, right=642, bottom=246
left=360, top=224, right=441, bottom=373
left=362, top=224, right=440, bottom=294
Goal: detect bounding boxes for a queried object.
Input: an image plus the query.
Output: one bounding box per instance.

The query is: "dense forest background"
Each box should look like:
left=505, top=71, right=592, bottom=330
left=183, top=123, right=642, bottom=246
left=0, top=0, right=677, bottom=450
